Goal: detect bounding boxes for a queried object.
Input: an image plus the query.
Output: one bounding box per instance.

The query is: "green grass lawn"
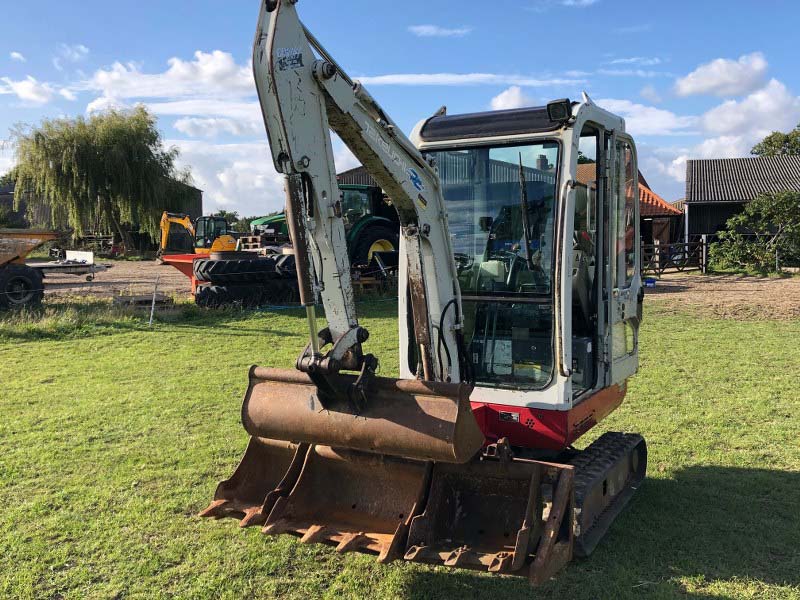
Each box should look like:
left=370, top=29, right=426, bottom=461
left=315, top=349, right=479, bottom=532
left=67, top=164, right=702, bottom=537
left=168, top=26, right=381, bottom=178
left=1, top=298, right=798, bottom=599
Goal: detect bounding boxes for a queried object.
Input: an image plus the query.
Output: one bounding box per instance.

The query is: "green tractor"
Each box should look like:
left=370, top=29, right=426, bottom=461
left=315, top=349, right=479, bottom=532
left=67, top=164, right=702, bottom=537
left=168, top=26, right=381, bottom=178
left=251, top=184, right=399, bottom=265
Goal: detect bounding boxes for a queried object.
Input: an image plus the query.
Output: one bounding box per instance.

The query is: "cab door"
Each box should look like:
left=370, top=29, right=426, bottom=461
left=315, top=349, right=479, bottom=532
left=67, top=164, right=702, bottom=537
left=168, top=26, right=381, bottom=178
left=607, top=134, right=641, bottom=384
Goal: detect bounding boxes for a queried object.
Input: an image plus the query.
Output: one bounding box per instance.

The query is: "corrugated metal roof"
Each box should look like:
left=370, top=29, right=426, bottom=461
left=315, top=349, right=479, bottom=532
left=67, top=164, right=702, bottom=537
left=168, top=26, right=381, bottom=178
left=337, top=166, right=376, bottom=187
left=685, top=156, right=800, bottom=204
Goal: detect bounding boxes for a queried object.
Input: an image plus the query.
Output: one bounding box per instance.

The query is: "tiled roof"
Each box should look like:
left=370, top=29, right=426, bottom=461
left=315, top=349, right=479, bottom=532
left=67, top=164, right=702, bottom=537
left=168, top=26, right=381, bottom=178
left=640, top=185, right=682, bottom=217
left=576, top=163, right=681, bottom=217
left=685, top=156, right=800, bottom=204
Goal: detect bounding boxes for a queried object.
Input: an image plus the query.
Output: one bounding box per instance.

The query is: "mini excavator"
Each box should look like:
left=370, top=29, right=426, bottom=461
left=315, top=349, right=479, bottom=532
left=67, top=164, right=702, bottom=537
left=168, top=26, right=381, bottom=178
left=201, top=0, right=647, bottom=584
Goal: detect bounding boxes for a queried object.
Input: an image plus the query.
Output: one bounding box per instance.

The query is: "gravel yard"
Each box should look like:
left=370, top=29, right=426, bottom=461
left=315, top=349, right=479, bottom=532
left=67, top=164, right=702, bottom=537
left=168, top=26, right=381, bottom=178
left=39, top=259, right=800, bottom=320
left=41, top=259, right=192, bottom=300
left=646, top=272, right=800, bottom=320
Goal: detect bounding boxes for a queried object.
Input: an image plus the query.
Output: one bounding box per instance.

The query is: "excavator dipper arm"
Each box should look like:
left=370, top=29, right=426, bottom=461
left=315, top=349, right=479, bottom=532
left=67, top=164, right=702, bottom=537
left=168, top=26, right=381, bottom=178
left=253, top=0, right=464, bottom=386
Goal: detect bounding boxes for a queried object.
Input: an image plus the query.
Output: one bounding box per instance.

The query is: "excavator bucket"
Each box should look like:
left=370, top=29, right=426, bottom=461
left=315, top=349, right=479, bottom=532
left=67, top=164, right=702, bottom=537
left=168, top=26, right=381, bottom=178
left=240, top=367, right=485, bottom=463
left=201, top=367, right=578, bottom=584
left=403, top=455, right=576, bottom=583
left=199, top=438, right=309, bottom=527
left=263, top=446, right=432, bottom=562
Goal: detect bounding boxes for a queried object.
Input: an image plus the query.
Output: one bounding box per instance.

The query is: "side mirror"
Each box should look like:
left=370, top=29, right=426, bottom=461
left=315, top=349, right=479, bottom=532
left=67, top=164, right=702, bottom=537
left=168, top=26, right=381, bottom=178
left=478, top=216, right=494, bottom=232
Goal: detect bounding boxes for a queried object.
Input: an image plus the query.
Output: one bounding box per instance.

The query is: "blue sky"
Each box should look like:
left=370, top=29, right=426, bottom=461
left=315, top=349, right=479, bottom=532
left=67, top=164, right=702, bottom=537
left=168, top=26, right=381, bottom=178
left=2, top=0, right=799, bottom=215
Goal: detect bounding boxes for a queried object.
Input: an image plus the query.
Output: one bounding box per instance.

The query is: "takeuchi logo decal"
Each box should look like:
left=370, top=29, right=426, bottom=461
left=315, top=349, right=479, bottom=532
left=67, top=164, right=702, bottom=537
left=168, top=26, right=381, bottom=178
left=407, top=168, right=425, bottom=192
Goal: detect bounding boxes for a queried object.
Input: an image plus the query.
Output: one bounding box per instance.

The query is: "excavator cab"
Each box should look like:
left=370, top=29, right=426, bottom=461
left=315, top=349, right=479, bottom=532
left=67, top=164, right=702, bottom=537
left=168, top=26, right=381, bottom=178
left=201, top=0, right=645, bottom=586
left=158, top=212, right=237, bottom=257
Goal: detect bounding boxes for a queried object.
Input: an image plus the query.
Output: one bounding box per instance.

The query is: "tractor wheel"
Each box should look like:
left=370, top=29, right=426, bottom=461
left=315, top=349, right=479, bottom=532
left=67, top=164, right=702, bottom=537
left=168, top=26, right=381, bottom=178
left=0, top=264, right=45, bottom=309
left=260, top=278, right=300, bottom=306
left=351, top=225, right=398, bottom=266
left=195, top=283, right=266, bottom=308
left=194, top=257, right=281, bottom=284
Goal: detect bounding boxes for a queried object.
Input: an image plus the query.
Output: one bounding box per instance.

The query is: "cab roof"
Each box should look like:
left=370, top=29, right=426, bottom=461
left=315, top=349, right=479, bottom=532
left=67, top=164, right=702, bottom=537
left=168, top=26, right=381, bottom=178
left=418, top=106, right=561, bottom=143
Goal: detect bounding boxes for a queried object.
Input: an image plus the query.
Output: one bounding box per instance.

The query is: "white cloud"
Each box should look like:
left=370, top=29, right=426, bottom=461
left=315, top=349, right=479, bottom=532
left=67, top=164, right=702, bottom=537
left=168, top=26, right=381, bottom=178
left=490, top=86, right=536, bottom=110
left=59, top=88, right=77, bottom=101
left=674, top=52, right=767, bottom=97
left=174, top=117, right=261, bottom=138
left=638, top=78, right=800, bottom=192
left=85, top=50, right=252, bottom=100
left=597, top=98, right=697, bottom=136
left=169, top=135, right=359, bottom=216
left=10, top=51, right=26, bottom=63
left=86, top=95, right=129, bottom=113
left=608, top=57, right=662, bottom=66
left=598, top=68, right=670, bottom=78
left=0, top=144, right=14, bottom=175
left=640, top=85, right=662, bottom=104
left=146, top=99, right=260, bottom=120
left=170, top=140, right=284, bottom=214
left=561, top=0, right=599, bottom=6
left=358, top=73, right=583, bottom=87
left=408, top=25, right=472, bottom=38
left=0, top=76, right=55, bottom=105
left=701, top=79, right=800, bottom=137
left=53, top=43, right=89, bottom=71
left=333, top=142, right=360, bottom=173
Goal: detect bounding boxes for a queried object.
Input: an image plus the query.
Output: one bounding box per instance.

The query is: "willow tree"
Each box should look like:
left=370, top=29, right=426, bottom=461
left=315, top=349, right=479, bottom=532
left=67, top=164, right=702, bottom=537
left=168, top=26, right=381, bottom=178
left=12, top=106, right=196, bottom=253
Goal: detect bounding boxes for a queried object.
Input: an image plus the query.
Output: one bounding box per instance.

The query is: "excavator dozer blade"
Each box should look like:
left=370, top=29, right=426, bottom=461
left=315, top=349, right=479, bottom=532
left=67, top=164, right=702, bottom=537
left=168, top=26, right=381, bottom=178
left=403, top=456, right=576, bottom=584
left=199, top=438, right=310, bottom=527
left=241, top=367, right=485, bottom=464
left=263, top=445, right=432, bottom=563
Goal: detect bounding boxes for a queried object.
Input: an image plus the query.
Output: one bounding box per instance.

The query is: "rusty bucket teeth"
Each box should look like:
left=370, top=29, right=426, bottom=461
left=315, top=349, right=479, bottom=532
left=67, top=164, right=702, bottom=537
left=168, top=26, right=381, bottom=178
left=198, top=437, right=309, bottom=527
left=262, top=445, right=433, bottom=563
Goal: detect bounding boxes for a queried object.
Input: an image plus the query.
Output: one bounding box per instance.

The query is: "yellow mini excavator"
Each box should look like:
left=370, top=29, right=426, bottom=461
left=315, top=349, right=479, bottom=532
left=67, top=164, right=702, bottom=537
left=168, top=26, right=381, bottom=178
left=158, top=212, right=237, bottom=257
left=201, top=0, right=646, bottom=585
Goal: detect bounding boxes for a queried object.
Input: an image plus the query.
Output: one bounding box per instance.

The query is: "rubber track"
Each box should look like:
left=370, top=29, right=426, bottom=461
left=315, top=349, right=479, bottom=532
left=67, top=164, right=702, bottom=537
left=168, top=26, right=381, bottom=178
left=570, top=432, right=647, bottom=557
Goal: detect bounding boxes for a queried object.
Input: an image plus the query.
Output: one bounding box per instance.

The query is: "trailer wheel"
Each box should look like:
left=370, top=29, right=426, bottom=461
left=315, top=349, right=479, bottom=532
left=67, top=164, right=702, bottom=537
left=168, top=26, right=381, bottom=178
left=0, top=265, right=45, bottom=309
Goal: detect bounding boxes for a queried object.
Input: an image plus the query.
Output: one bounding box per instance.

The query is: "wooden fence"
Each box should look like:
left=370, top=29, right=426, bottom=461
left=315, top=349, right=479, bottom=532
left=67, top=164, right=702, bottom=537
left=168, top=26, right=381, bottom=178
left=641, top=237, right=708, bottom=276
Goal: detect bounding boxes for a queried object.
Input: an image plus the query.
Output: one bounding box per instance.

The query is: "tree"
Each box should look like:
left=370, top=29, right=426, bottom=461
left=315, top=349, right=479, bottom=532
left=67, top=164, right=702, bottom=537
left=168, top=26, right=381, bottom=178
left=751, top=124, right=800, bottom=156
left=0, top=168, right=16, bottom=187
left=12, top=107, right=196, bottom=253
left=213, top=210, right=240, bottom=226
left=577, top=151, right=595, bottom=164
left=709, top=190, right=800, bottom=273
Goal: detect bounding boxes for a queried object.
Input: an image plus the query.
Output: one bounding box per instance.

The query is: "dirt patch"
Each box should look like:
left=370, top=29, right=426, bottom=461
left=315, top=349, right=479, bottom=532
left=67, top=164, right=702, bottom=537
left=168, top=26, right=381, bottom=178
left=41, top=261, right=800, bottom=320
left=42, top=260, right=191, bottom=300
left=646, top=272, right=800, bottom=320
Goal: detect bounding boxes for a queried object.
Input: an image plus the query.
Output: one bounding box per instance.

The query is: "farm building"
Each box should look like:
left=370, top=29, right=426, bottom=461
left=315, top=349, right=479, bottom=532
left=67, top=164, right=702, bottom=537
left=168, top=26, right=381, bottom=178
left=575, top=163, right=682, bottom=244
left=684, top=155, right=800, bottom=240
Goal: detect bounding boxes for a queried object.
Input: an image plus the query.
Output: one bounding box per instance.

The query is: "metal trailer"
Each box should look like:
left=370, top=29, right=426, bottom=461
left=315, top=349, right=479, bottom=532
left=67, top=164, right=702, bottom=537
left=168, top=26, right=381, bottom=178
left=27, top=250, right=109, bottom=282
